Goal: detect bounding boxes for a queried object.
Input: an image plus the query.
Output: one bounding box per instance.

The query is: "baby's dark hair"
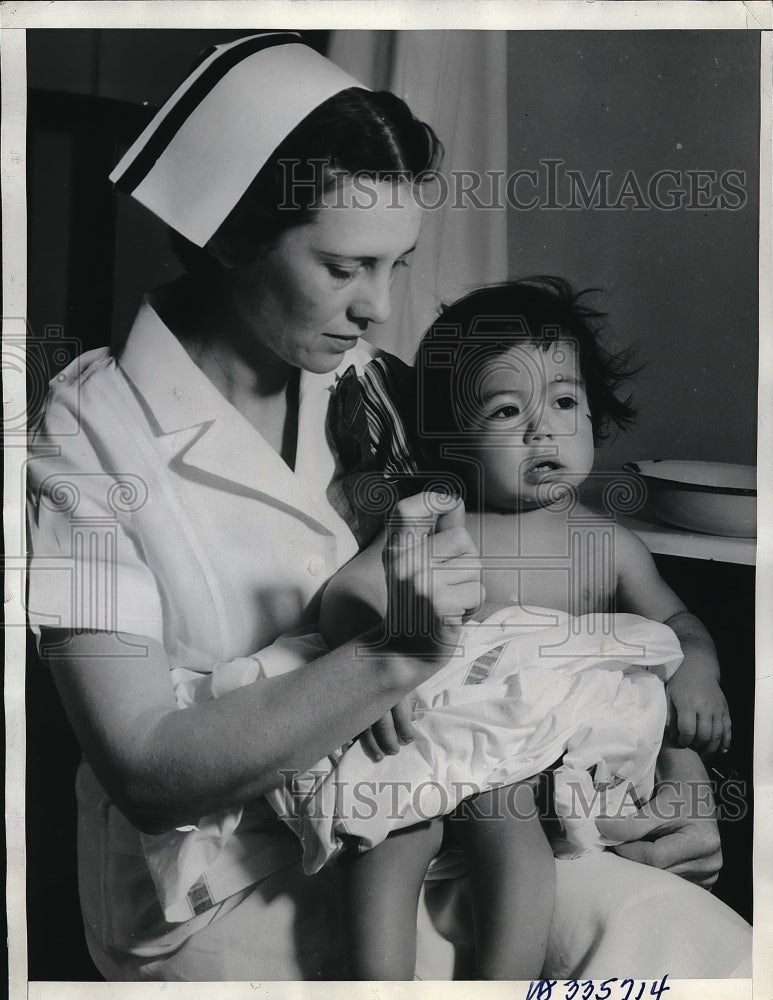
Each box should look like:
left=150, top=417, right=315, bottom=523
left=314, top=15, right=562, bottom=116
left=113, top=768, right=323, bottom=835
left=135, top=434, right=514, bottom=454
left=415, top=276, right=639, bottom=447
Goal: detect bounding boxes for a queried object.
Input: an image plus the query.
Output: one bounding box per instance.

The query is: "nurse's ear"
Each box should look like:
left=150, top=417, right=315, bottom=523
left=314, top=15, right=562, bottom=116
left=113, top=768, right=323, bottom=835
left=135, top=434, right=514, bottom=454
left=206, top=219, right=269, bottom=271
left=205, top=180, right=307, bottom=271
left=167, top=225, right=240, bottom=277
left=169, top=215, right=272, bottom=275
left=169, top=165, right=319, bottom=275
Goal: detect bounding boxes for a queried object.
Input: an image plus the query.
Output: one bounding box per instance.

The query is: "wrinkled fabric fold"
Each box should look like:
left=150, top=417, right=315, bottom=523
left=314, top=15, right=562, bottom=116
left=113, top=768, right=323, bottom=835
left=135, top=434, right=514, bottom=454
left=270, top=607, right=683, bottom=873
left=140, top=607, right=683, bottom=915
left=139, top=631, right=329, bottom=922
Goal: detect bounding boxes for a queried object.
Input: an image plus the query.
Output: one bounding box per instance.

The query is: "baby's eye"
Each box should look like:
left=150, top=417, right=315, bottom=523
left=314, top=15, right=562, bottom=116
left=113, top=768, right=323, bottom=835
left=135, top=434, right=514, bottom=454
left=554, top=396, right=577, bottom=410
left=489, top=404, right=521, bottom=420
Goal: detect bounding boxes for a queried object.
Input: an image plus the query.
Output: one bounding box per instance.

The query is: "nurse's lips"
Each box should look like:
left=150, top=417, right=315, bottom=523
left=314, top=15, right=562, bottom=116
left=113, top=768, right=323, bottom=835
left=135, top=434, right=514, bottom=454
left=323, top=332, right=360, bottom=350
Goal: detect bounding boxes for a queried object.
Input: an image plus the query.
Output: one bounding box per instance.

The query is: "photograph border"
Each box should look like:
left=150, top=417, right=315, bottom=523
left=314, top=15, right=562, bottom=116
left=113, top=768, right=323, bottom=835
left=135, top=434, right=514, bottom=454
left=3, top=3, right=772, bottom=999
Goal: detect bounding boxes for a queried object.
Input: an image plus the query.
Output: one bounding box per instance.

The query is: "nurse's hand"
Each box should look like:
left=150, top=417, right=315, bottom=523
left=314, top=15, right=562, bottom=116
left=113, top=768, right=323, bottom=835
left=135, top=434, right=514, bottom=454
left=380, top=492, right=484, bottom=664
left=596, top=746, right=723, bottom=889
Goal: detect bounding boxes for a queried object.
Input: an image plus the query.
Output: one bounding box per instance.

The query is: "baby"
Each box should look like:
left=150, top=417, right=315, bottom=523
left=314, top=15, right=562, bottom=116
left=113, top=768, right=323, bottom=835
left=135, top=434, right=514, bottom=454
left=279, top=276, right=730, bottom=980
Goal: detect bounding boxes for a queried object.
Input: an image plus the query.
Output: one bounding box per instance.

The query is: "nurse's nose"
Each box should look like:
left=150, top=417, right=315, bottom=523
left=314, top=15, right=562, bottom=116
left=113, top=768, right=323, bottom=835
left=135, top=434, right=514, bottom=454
left=349, top=270, right=393, bottom=327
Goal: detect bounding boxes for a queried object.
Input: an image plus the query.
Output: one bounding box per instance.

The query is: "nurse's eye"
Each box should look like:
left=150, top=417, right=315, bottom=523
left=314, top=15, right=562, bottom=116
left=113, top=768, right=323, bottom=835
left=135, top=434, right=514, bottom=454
left=389, top=258, right=411, bottom=284
left=326, top=264, right=358, bottom=282
left=554, top=396, right=577, bottom=410
left=489, top=404, right=521, bottom=420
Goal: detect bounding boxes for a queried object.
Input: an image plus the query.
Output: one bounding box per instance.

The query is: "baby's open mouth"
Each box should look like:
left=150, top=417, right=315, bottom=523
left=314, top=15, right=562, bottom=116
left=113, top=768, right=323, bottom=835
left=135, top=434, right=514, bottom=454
left=522, top=458, right=565, bottom=484
left=527, top=459, right=562, bottom=473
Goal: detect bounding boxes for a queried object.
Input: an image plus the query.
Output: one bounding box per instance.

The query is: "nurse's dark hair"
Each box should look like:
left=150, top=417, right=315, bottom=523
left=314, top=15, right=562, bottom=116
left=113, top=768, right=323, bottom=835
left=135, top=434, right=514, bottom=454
left=416, top=276, right=639, bottom=447
left=172, top=88, right=443, bottom=273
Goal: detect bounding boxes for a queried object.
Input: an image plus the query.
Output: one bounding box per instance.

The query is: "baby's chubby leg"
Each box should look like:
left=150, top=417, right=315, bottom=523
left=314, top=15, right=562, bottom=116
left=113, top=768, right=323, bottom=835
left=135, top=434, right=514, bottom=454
left=453, top=781, right=555, bottom=980
left=342, top=819, right=444, bottom=980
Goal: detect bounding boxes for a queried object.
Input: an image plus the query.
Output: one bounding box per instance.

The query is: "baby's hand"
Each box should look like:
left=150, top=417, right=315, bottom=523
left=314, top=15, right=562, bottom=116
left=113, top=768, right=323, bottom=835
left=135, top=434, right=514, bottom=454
left=358, top=695, right=415, bottom=762
left=665, top=670, right=731, bottom=756
left=467, top=600, right=512, bottom=623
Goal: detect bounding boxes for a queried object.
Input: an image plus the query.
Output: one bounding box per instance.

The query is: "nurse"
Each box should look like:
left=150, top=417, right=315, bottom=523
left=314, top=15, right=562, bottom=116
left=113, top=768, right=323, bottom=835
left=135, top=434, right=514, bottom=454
left=26, top=34, right=748, bottom=980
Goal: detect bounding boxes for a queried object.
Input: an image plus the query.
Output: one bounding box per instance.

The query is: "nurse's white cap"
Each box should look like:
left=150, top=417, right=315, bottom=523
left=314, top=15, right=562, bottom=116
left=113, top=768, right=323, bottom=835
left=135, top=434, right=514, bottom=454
left=110, top=33, right=367, bottom=247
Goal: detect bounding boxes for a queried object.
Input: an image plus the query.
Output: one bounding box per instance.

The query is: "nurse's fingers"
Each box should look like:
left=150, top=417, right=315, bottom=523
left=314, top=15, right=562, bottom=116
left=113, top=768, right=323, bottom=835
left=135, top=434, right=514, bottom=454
left=388, top=492, right=463, bottom=531
left=427, top=560, right=483, bottom=592
left=658, top=862, right=721, bottom=889
left=610, top=836, right=721, bottom=888
left=387, top=496, right=473, bottom=561
left=429, top=525, right=479, bottom=561
left=596, top=808, right=662, bottom=846
left=432, top=581, right=486, bottom=621
left=435, top=498, right=466, bottom=531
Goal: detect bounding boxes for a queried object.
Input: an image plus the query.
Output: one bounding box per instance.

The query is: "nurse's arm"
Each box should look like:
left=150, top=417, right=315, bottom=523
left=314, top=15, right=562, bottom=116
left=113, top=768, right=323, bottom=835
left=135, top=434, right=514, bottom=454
left=43, top=494, right=482, bottom=836
left=45, top=626, right=431, bottom=835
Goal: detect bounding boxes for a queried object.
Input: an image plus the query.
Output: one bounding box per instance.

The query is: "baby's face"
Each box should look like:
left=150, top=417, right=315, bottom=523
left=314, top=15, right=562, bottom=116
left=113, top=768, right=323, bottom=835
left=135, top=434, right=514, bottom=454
left=463, top=341, right=595, bottom=511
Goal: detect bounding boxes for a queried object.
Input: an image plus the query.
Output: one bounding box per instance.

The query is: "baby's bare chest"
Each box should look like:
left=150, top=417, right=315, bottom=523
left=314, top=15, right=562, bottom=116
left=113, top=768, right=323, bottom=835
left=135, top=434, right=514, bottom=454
left=469, top=511, right=618, bottom=615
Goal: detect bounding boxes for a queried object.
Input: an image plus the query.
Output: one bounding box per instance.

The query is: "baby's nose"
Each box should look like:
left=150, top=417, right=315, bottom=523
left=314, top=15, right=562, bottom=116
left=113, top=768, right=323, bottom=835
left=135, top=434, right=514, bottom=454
left=523, top=412, right=553, bottom=441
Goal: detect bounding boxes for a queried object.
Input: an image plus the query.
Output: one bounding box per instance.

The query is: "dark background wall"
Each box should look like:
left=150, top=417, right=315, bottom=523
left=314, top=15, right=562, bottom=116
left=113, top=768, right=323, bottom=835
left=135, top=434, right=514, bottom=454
left=505, top=30, right=759, bottom=473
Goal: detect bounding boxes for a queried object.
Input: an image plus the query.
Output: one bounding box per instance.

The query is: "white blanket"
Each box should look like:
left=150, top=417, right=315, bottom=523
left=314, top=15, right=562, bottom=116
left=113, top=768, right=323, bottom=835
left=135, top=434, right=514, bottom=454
left=141, top=607, right=682, bottom=919
left=270, top=607, right=683, bottom=873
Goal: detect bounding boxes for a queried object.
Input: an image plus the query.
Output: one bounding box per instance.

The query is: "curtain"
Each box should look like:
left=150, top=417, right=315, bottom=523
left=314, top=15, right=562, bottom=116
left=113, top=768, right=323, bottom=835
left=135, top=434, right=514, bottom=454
left=328, top=30, right=509, bottom=361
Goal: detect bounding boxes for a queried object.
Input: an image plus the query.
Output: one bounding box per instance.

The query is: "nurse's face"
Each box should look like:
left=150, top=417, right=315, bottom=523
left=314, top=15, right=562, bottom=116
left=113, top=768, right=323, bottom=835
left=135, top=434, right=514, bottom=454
left=225, top=180, right=424, bottom=374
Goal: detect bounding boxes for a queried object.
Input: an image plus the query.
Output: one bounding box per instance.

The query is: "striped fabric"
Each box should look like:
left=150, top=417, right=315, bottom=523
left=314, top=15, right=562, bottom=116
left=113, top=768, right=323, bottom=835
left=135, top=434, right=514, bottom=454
left=463, top=643, right=507, bottom=685
left=358, top=357, right=421, bottom=479
left=330, top=354, right=458, bottom=545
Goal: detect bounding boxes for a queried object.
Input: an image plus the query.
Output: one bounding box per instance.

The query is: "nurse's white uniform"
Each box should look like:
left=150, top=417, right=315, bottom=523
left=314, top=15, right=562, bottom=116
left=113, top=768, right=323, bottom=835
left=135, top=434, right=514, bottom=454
left=26, top=303, right=751, bottom=980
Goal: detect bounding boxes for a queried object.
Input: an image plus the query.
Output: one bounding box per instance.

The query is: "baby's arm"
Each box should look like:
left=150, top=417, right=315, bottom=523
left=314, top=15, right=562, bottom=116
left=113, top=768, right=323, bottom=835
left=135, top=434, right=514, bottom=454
left=659, top=611, right=731, bottom=754
left=613, top=526, right=730, bottom=756
left=320, top=530, right=388, bottom=649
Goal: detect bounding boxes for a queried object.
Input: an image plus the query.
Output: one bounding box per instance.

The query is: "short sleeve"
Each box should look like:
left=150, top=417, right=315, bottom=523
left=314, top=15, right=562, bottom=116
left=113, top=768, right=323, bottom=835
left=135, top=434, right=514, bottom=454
left=27, top=382, right=165, bottom=642
left=252, top=630, right=329, bottom=678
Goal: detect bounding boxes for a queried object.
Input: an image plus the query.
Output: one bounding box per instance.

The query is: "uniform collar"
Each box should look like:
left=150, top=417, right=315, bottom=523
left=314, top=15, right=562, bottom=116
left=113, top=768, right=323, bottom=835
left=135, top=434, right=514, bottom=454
left=117, top=299, right=373, bottom=533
